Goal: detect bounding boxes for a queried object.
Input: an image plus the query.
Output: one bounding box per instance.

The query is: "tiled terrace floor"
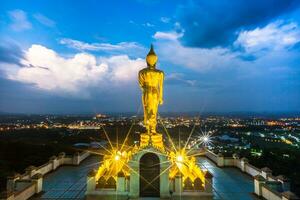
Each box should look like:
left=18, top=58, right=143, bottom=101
left=197, top=157, right=255, bottom=200
left=32, top=155, right=254, bottom=199
left=32, top=155, right=101, bottom=199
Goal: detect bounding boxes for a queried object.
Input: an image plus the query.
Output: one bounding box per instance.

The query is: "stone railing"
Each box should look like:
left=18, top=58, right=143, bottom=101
left=0, top=151, right=90, bottom=200
left=204, top=149, right=299, bottom=200
left=205, top=150, right=218, bottom=164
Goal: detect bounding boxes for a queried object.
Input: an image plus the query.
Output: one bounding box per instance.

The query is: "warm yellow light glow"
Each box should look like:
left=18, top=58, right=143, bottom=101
left=114, top=155, right=120, bottom=161
left=168, top=149, right=206, bottom=184
left=176, top=155, right=183, bottom=162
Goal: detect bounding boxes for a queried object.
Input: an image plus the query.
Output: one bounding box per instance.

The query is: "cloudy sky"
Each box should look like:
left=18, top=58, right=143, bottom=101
left=0, top=0, right=300, bottom=114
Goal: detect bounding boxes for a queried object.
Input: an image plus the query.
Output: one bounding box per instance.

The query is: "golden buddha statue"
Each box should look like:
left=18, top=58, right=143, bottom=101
left=138, top=45, right=164, bottom=136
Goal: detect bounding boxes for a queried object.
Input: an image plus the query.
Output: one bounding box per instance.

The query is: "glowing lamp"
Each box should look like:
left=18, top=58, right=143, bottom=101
left=176, top=155, right=183, bottom=162
left=114, top=155, right=120, bottom=161
left=203, top=136, right=209, bottom=142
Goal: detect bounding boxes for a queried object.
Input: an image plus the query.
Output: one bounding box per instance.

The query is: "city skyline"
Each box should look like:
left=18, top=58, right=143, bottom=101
left=1, top=0, right=300, bottom=114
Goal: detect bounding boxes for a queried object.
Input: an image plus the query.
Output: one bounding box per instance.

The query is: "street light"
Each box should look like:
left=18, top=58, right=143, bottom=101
left=203, top=136, right=209, bottom=142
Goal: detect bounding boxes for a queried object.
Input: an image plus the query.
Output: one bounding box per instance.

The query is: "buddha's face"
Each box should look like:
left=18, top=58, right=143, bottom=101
left=146, top=54, right=157, bottom=68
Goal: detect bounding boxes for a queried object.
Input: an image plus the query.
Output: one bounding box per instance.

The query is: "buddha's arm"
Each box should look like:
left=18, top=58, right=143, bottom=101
left=138, top=71, right=145, bottom=91
left=159, top=72, right=164, bottom=104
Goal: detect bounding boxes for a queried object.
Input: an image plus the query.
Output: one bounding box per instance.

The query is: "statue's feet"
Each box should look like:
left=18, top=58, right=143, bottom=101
left=150, top=131, right=157, bottom=135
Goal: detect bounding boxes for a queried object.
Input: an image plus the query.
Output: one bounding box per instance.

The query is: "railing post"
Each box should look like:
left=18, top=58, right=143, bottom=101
left=58, top=152, right=66, bottom=165
left=174, top=172, right=182, bottom=194
left=217, top=153, right=224, bottom=167
left=49, top=156, right=58, bottom=170
left=117, top=171, right=126, bottom=192
left=32, top=173, right=43, bottom=193
left=73, top=152, right=80, bottom=165
left=232, top=153, right=240, bottom=167
left=254, top=175, right=265, bottom=196
left=261, top=167, right=272, bottom=179
left=6, top=173, right=20, bottom=193
left=86, top=169, right=97, bottom=192
left=25, top=166, right=36, bottom=178
left=241, top=157, right=248, bottom=172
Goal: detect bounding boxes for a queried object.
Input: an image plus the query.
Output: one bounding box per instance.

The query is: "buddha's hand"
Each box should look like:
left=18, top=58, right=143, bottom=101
left=159, top=99, right=163, bottom=105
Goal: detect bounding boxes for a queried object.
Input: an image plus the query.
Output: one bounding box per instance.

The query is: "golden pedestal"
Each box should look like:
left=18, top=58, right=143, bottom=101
left=140, top=133, right=164, bottom=150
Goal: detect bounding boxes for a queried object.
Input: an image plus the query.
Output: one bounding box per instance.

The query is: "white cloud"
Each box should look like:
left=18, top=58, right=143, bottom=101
left=174, top=22, right=182, bottom=30
left=6, top=45, right=145, bottom=95
left=153, top=20, right=300, bottom=73
left=143, top=22, right=154, bottom=27
left=33, top=13, right=55, bottom=27
left=99, top=55, right=144, bottom=82
left=165, top=73, right=197, bottom=86
left=153, top=31, right=184, bottom=41
left=8, top=9, right=32, bottom=31
left=154, top=38, right=241, bottom=71
left=160, top=17, right=170, bottom=23
left=235, top=21, right=300, bottom=53
left=60, top=38, right=145, bottom=52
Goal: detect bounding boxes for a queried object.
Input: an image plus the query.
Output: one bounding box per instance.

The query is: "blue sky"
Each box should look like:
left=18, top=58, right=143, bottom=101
left=0, top=0, right=300, bottom=114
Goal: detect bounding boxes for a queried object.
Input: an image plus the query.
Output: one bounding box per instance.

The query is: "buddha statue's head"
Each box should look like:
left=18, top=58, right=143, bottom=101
left=146, top=44, right=157, bottom=68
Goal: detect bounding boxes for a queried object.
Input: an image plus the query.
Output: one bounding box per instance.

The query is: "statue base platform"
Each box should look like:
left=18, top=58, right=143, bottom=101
left=140, top=133, right=164, bottom=150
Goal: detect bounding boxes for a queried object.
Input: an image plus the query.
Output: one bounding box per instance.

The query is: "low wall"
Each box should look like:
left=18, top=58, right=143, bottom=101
left=36, top=163, right=51, bottom=175
left=223, top=157, right=234, bottom=166
left=205, top=150, right=218, bottom=163
left=63, top=157, right=73, bottom=165
left=79, top=151, right=90, bottom=162
left=244, top=163, right=261, bottom=177
left=204, top=149, right=299, bottom=200
left=261, top=185, right=282, bottom=200
left=13, top=183, right=35, bottom=200
left=1, top=151, right=90, bottom=200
